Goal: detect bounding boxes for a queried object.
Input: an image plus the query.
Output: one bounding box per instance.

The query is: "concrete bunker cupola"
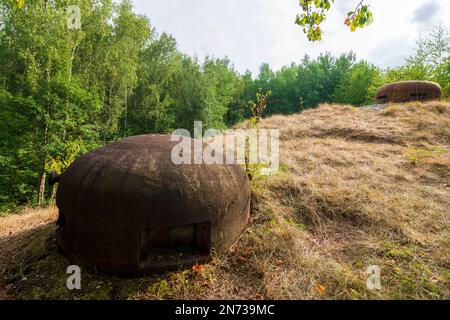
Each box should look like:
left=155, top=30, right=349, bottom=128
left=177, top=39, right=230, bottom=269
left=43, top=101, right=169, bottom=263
left=53, top=134, right=251, bottom=275
left=376, top=80, right=442, bottom=104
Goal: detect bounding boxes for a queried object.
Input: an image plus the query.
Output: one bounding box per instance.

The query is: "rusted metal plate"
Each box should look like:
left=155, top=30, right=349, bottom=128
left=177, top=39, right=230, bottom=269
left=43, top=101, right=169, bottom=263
left=55, top=134, right=251, bottom=276
left=376, top=81, right=442, bottom=104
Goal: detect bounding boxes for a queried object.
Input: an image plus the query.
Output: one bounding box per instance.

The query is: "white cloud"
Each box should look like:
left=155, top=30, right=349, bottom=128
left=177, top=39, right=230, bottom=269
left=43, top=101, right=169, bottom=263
left=131, top=0, right=450, bottom=74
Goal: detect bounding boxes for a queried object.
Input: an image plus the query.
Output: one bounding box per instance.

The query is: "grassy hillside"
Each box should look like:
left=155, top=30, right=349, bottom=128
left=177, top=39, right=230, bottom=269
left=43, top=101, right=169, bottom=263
left=1, top=101, right=449, bottom=300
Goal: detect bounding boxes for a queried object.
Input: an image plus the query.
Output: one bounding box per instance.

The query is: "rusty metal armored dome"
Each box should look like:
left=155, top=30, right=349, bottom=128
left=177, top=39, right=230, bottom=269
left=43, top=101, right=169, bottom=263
left=54, top=134, right=251, bottom=275
left=376, top=80, right=442, bottom=104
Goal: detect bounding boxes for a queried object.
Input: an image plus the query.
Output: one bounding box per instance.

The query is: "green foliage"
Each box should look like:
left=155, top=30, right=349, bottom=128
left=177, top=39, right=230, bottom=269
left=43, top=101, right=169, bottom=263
left=296, top=0, right=373, bottom=41
left=0, top=0, right=246, bottom=209
left=244, top=90, right=271, bottom=180
left=0, top=0, right=107, bottom=207
left=202, top=57, right=244, bottom=130
left=248, top=90, right=271, bottom=125
left=242, top=52, right=381, bottom=114
left=345, top=3, right=373, bottom=32
left=334, top=61, right=383, bottom=106
left=385, top=26, right=450, bottom=98
left=296, top=0, right=333, bottom=41
left=407, top=145, right=447, bottom=165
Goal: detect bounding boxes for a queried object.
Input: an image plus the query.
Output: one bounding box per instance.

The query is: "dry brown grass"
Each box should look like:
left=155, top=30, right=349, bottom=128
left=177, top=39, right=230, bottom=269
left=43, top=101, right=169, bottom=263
left=1, top=101, right=449, bottom=300
left=0, top=207, right=58, bottom=299
left=228, top=101, right=450, bottom=299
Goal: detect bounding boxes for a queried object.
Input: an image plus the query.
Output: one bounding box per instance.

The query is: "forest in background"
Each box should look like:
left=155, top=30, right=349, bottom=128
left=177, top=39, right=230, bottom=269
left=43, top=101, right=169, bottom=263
left=0, top=0, right=449, bottom=212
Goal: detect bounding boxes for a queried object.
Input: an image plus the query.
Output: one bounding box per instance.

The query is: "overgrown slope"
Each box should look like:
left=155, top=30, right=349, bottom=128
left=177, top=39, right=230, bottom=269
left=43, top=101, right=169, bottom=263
left=1, top=101, right=449, bottom=300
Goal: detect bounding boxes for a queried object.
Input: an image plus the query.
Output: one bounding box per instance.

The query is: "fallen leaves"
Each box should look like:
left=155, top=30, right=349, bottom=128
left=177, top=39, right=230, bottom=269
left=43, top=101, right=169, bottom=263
left=254, top=294, right=264, bottom=300
left=191, top=264, right=205, bottom=273
left=274, top=259, right=284, bottom=267
left=237, top=256, right=247, bottom=263
left=316, top=284, right=326, bottom=295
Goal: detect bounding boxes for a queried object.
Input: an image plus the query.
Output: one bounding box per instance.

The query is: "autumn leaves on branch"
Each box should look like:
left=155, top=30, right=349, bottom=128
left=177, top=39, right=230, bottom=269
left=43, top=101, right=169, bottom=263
left=296, top=0, right=374, bottom=41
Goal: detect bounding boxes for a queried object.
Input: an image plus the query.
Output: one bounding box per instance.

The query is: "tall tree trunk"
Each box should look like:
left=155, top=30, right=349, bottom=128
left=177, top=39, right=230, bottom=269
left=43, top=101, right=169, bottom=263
left=51, top=184, right=57, bottom=202
left=38, top=171, right=47, bottom=205
left=37, top=121, right=49, bottom=205
left=123, top=88, right=128, bottom=138
left=38, top=54, right=53, bottom=205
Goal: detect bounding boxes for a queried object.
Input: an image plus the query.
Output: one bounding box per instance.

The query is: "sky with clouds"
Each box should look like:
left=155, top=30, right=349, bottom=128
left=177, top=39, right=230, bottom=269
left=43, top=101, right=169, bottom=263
left=131, top=0, right=450, bottom=75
